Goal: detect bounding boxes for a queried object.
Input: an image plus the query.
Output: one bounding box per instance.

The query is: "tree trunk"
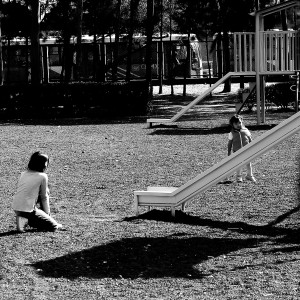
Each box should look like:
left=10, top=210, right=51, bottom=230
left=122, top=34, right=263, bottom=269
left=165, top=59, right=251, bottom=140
left=279, top=0, right=287, bottom=31
left=112, top=0, right=121, bottom=82
left=62, top=35, right=73, bottom=83
left=146, top=0, right=154, bottom=95
left=30, top=0, right=41, bottom=85
left=0, top=0, right=3, bottom=86
left=75, top=0, right=83, bottom=80
left=97, top=33, right=106, bottom=82
left=61, top=2, right=73, bottom=83
left=97, top=1, right=106, bottom=82
left=255, top=0, right=260, bottom=10
left=25, top=37, right=29, bottom=83
left=126, top=0, right=140, bottom=81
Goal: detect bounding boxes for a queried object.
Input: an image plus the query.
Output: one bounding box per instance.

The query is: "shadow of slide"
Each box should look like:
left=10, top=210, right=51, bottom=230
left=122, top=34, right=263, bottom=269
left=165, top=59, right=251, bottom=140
left=150, top=124, right=276, bottom=136
left=32, top=234, right=261, bottom=280
left=0, top=230, right=22, bottom=237
left=124, top=210, right=297, bottom=237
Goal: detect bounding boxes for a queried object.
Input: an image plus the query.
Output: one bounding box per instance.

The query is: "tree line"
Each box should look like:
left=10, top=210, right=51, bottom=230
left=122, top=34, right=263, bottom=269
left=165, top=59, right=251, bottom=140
left=0, top=0, right=292, bottom=87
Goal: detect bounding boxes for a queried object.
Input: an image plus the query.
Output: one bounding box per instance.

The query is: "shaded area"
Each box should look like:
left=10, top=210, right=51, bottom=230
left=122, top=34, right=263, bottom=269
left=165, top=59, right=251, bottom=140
left=150, top=124, right=276, bottom=135
left=151, top=92, right=237, bottom=106
left=0, top=228, right=60, bottom=237
left=31, top=210, right=300, bottom=280
left=0, top=230, right=21, bottom=237
left=32, top=233, right=261, bottom=280
left=150, top=126, right=230, bottom=135
left=124, top=210, right=300, bottom=237
left=152, top=94, right=196, bottom=104
left=263, top=231, right=300, bottom=254
left=149, top=92, right=239, bottom=119
left=149, top=94, right=234, bottom=119
left=0, top=116, right=147, bottom=126
left=267, top=204, right=300, bottom=226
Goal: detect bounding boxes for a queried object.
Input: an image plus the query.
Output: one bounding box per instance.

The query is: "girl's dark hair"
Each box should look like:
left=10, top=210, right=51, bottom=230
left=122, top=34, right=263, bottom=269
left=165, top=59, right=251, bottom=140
left=28, top=151, right=49, bottom=172
left=229, top=114, right=243, bottom=127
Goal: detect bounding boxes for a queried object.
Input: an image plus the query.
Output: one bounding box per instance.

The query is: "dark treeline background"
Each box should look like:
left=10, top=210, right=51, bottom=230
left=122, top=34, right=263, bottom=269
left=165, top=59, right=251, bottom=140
left=0, top=0, right=293, bottom=86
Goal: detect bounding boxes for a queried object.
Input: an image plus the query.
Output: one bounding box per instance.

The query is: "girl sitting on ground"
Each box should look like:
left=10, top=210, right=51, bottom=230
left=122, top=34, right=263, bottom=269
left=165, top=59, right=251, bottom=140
left=12, top=151, right=62, bottom=232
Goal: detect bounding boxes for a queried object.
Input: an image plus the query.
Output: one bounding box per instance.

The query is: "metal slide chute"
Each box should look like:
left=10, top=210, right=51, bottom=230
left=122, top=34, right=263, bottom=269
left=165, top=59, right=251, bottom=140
left=147, top=71, right=256, bottom=128
left=135, top=110, right=300, bottom=216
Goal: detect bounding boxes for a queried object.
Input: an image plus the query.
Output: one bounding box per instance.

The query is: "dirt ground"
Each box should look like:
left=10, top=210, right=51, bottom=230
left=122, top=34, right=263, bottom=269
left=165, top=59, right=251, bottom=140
left=0, top=83, right=299, bottom=299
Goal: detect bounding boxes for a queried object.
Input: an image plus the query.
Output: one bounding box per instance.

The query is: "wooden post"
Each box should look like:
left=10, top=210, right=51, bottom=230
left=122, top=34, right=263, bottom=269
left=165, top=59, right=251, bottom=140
left=296, top=71, right=299, bottom=112
left=134, top=196, right=139, bottom=216
left=261, top=75, right=266, bottom=123
left=171, top=207, right=175, bottom=217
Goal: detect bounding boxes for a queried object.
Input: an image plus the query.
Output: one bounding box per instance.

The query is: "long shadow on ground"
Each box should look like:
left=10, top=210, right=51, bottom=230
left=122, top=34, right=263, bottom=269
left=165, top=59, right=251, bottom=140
left=150, top=124, right=276, bottom=135
left=32, top=233, right=261, bottom=280
left=0, top=230, right=21, bottom=237
left=32, top=210, right=300, bottom=280
left=124, top=210, right=300, bottom=237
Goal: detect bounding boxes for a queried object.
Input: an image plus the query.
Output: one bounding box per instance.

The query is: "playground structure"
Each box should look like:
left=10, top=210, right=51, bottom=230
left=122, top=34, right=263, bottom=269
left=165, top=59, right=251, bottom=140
left=135, top=1, right=300, bottom=216
left=147, top=0, right=300, bottom=128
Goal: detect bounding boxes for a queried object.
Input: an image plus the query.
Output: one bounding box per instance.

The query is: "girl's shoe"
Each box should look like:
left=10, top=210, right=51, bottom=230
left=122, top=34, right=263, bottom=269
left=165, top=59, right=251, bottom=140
left=55, top=223, right=63, bottom=231
left=236, top=176, right=243, bottom=182
left=16, top=216, right=28, bottom=232
left=245, top=175, right=257, bottom=183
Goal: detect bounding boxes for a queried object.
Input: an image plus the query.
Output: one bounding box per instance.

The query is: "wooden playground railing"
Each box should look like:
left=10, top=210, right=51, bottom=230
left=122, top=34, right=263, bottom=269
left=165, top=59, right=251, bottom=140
left=234, top=31, right=300, bottom=73
left=261, top=31, right=299, bottom=72
left=233, top=32, right=255, bottom=72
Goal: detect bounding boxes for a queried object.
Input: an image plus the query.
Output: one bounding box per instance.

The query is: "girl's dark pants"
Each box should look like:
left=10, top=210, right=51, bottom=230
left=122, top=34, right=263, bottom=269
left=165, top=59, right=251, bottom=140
left=15, top=208, right=59, bottom=231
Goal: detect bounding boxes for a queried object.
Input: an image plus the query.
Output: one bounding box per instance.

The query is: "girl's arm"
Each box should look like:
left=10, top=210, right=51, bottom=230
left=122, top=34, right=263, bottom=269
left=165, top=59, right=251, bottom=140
left=39, top=175, right=50, bottom=215
left=228, top=140, right=233, bottom=156
left=244, top=128, right=252, bottom=142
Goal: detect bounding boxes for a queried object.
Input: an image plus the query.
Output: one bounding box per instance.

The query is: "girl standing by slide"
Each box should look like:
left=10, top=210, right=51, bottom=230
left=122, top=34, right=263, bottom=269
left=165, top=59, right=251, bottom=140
left=227, top=114, right=256, bottom=183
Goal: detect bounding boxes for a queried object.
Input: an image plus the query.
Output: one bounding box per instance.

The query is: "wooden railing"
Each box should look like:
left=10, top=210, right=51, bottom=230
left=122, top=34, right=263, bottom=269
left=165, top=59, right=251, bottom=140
left=234, top=32, right=255, bottom=72
left=261, top=31, right=299, bottom=72
left=234, top=31, right=300, bottom=73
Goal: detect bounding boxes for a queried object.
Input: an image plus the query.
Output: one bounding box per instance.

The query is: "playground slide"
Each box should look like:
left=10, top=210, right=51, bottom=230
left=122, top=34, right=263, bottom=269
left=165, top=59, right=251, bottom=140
left=147, top=71, right=256, bottom=127
left=135, top=111, right=300, bottom=216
